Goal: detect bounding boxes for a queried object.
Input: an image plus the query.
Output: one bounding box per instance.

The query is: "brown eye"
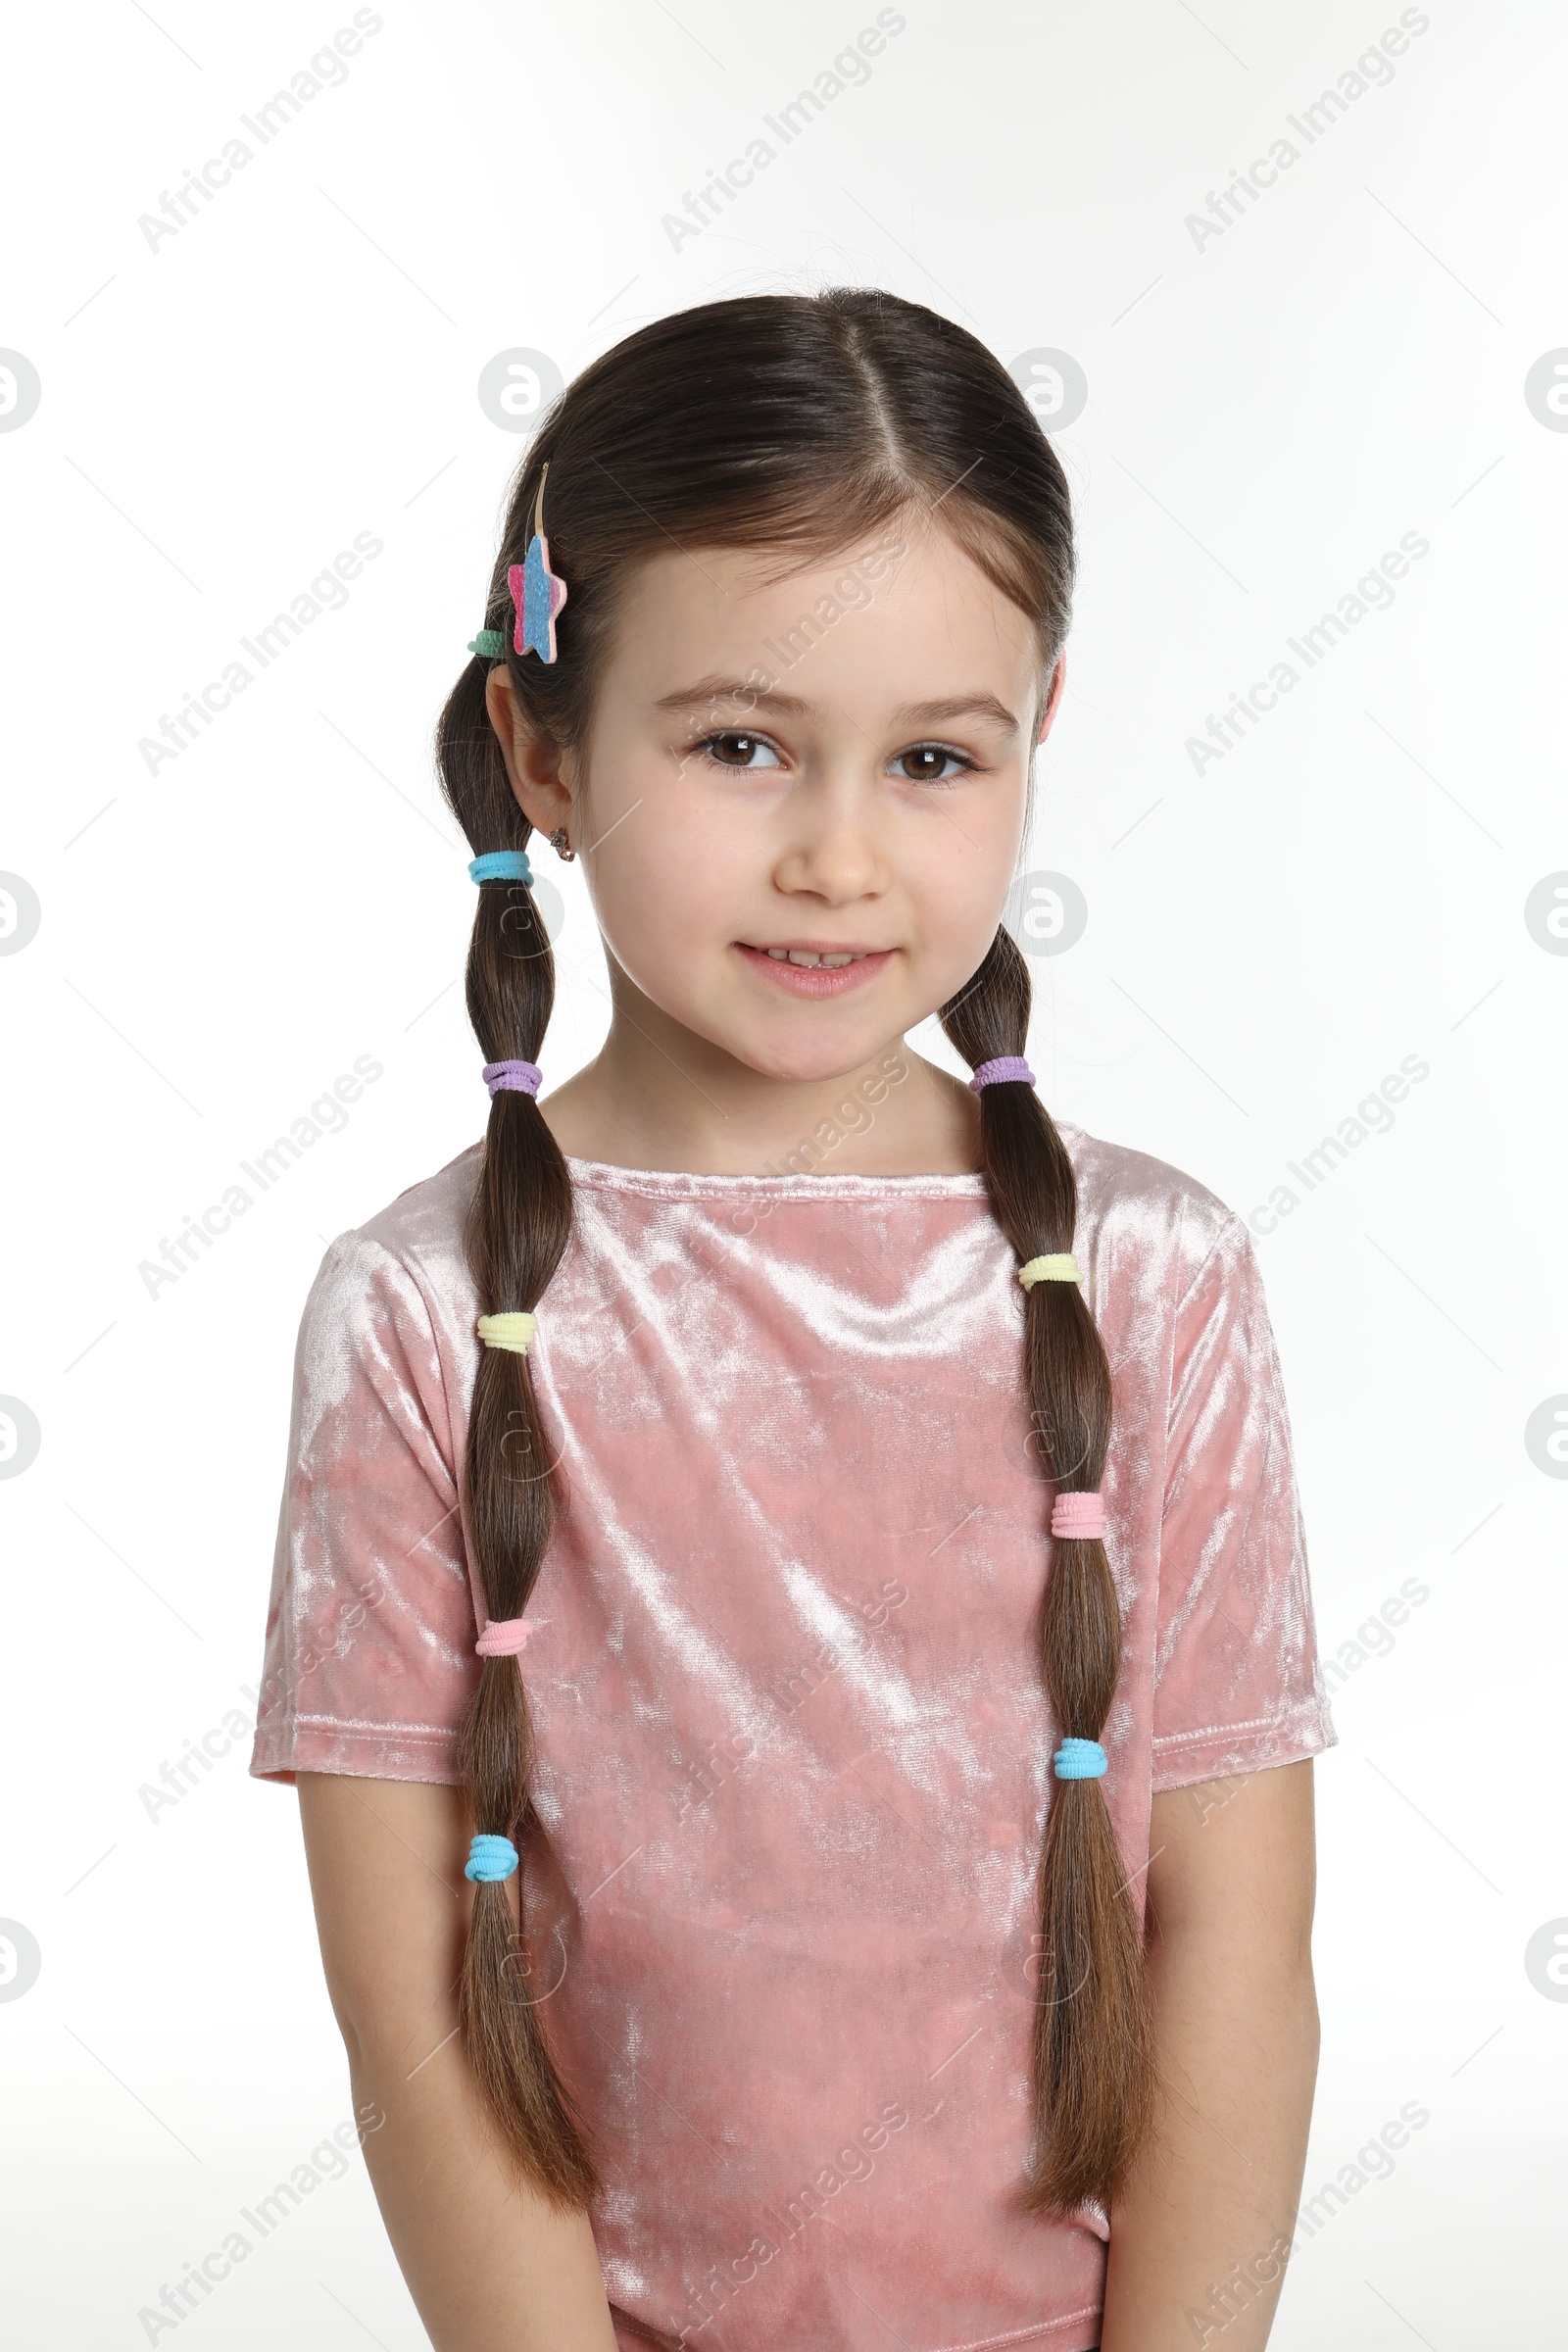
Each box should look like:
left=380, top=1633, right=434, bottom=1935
left=701, top=732, right=782, bottom=770
left=895, top=745, right=966, bottom=783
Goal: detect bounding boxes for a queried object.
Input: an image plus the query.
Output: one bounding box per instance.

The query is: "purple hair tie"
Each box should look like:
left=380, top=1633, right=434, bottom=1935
left=970, top=1056, right=1035, bottom=1092
left=483, top=1059, right=543, bottom=1098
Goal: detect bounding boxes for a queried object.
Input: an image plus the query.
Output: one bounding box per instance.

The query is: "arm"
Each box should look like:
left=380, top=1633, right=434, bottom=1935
left=1099, top=1757, right=1320, bottom=2352
left=297, top=1772, right=618, bottom=2352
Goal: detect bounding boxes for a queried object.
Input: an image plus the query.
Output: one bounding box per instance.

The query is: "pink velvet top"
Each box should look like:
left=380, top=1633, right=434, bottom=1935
left=249, top=1123, right=1337, bottom=2352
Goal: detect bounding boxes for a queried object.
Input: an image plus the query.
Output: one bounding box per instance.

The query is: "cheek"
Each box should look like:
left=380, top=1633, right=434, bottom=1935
left=587, top=779, right=758, bottom=984
left=899, top=788, right=1025, bottom=959
left=910, top=880, right=1009, bottom=1002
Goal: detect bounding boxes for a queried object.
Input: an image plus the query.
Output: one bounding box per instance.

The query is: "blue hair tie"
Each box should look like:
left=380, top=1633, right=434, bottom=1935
left=468, top=851, right=533, bottom=887
left=465, top=1833, right=520, bottom=1883
left=1054, top=1738, right=1107, bottom=1781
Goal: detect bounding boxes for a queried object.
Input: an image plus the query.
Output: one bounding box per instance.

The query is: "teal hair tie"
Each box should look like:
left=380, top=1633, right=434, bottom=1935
left=466, top=1833, right=519, bottom=1883
left=468, top=628, right=508, bottom=660
left=1054, top=1738, right=1107, bottom=1781
left=468, top=851, right=533, bottom=886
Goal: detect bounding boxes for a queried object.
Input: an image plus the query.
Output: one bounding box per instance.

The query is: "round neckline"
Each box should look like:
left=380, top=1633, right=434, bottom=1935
left=559, top=1123, right=1085, bottom=1202
left=562, top=1152, right=992, bottom=1200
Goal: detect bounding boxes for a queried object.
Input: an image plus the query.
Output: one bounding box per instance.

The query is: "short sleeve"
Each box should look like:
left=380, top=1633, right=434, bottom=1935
left=248, top=1231, right=482, bottom=1787
left=1150, top=1215, right=1338, bottom=1791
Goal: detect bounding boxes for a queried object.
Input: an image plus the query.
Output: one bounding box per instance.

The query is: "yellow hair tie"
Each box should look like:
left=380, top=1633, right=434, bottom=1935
left=476, top=1311, right=536, bottom=1354
left=1017, top=1254, right=1081, bottom=1291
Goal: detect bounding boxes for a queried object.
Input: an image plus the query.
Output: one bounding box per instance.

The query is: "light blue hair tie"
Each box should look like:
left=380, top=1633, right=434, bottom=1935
left=468, top=629, right=508, bottom=660
left=1054, top=1738, right=1108, bottom=1781
left=465, top=1833, right=519, bottom=1883
left=468, top=850, right=533, bottom=887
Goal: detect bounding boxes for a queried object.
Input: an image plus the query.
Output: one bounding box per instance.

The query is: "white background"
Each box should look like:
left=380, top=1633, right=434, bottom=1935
left=2, top=1, right=1564, bottom=2343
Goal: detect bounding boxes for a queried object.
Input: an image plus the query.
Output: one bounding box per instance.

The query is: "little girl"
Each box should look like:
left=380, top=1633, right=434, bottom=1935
left=251, top=289, right=1336, bottom=2352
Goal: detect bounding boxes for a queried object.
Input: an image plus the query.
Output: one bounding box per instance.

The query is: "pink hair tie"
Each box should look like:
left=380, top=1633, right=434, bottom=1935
left=970, top=1056, right=1035, bottom=1092
left=1051, top=1491, right=1106, bottom=1542
left=475, top=1617, right=533, bottom=1656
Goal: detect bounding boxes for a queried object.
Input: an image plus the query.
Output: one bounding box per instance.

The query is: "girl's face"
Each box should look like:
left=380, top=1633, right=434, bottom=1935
left=495, top=519, right=1061, bottom=1086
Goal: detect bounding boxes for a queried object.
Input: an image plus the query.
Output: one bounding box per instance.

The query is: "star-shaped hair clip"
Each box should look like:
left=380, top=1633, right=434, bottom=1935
left=507, top=462, right=568, bottom=662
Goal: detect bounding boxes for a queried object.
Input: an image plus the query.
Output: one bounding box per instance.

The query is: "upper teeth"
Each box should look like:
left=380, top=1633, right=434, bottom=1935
left=766, top=948, right=866, bottom=967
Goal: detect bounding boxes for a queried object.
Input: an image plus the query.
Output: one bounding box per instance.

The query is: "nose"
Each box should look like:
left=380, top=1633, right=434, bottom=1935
left=770, top=771, right=889, bottom=906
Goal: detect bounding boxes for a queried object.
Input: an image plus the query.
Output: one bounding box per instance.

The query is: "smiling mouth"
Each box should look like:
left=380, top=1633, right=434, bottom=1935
left=734, top=940, right=894, bottom=997
left=763, top=947, right=867, bottom=968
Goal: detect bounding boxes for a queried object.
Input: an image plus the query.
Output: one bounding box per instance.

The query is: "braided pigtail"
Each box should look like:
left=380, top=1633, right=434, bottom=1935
left=943, top=928, right=1155, bottom=2214
left=436, top=650, right=600, bottom=2206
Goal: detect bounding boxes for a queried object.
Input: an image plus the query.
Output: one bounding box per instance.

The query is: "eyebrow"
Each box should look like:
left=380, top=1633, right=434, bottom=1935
left=653, top=677, right=1020, bottom=736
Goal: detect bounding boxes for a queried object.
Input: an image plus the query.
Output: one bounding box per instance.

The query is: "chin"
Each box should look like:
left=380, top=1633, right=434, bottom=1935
left=732, top=1027, right=888, bottom=1087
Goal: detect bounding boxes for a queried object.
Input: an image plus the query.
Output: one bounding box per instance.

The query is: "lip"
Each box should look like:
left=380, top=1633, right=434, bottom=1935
left=733, top=941, right=896, bottom=999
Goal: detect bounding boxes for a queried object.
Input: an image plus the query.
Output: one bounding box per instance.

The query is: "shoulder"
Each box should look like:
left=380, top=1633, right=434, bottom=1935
left=354, top=1142, right=482, bottom=1284
left=1055, top=1123, right=1290, bottom=1452
left=295, top=1144, right=483, bottom=1373
left=1056, top=1117, right=1251, bottom=1312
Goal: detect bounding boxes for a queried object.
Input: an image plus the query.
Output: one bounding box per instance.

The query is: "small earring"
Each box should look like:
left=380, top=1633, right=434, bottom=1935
left=549, top=827, right=576, bottom=862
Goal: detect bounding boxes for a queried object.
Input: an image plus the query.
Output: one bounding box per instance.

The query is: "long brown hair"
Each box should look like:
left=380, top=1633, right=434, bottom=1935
left=435, top=288, right=1153, bottom=2217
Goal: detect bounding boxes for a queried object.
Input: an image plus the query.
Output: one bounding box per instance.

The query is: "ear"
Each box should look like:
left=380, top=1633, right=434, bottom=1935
left=1037, top=655, right=1067, bottom=744
left=484, top=666, right=574, bottom=843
